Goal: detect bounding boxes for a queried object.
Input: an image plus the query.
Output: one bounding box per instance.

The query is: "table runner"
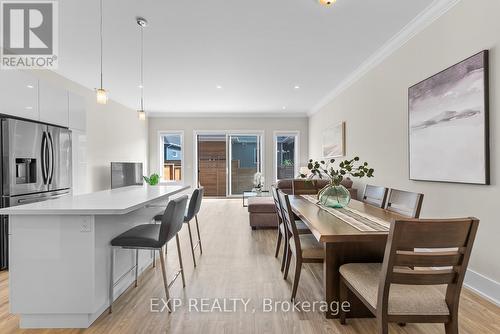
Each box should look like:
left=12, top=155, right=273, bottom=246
left=302, top=195, right=390, bottom=232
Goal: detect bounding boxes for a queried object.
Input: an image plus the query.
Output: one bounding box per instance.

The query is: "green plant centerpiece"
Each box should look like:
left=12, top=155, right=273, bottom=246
left=143, top=173, right=160, bottom=186
left=300, top=157, right=374, bottom=208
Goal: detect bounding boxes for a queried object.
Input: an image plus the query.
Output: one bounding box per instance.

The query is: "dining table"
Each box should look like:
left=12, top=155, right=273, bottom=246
left=288, top=195, right=407, bottom=319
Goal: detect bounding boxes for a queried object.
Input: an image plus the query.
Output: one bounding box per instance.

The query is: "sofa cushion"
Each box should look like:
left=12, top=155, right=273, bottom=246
left=248, top=197, right=276, bottom=213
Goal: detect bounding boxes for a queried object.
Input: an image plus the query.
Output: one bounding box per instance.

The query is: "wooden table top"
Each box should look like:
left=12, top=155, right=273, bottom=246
left=288, top=195, right=407, bottom=243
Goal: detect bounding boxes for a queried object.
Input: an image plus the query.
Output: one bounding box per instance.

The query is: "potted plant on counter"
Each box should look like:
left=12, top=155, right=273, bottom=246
left=143, top=173, right=160, bottom=186
left=300, top=157, right=374, bottom=208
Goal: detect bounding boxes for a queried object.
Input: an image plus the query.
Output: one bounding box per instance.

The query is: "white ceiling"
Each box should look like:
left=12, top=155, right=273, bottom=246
left=57, top=0, right=435, bottom=116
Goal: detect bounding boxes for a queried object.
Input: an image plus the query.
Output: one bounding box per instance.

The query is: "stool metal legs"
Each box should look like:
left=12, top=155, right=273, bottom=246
left=135, top=249, right=139, bottom=287
left=175, top=234, right=186, bottom=287
left=187, top=214, right=203, bottom=267
left=159, top=246, right=172, bottom=313
left=186, top=220, right=197, bottom=267
left=109, top=247, right=115, bottom=314
left=195, top=215, right=203, bottom=254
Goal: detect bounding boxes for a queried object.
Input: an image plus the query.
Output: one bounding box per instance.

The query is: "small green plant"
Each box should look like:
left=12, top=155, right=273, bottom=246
left=143, top=173, right=160, bottom=186
left=300, top=157, right=374, bottom=186
left=282, top=159, right=294, bottom=167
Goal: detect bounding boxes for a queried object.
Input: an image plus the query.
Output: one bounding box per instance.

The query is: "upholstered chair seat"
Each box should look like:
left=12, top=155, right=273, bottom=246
left=340, top=263, right=449, bottom=316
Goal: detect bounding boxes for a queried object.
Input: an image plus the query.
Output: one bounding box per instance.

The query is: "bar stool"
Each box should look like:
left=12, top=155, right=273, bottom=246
left=154, top=187, right=204, bottom=267
left=109, top=195, right=188, bottom=314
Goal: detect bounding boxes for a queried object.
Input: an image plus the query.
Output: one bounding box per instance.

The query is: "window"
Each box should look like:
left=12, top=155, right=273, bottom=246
left=274, top=132, right=299, bottom=181
left=159, top=132, right=183, bottom=182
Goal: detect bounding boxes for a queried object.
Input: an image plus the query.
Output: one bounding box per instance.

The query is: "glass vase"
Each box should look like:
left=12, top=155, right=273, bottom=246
left=318, top=184, right=351, bottom=208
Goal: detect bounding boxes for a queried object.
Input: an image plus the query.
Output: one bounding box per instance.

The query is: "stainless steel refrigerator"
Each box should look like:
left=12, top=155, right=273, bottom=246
left=0, top=118, right=72, bottom=270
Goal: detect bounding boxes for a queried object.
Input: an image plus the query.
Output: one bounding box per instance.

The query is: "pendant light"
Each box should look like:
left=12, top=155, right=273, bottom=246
left=96, top=0, right=108, bottom=104
left=137, top=17, right=148, bottom=120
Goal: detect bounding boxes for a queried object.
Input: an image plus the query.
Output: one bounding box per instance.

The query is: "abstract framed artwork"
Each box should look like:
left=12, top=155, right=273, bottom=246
left=408, top=50, right=490, bottom=185
left=322, top=121, right=345, bottom=158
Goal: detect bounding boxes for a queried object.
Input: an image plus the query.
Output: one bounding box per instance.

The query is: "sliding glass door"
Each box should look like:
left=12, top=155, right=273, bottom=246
left=228, top=134, right=262, bottom=196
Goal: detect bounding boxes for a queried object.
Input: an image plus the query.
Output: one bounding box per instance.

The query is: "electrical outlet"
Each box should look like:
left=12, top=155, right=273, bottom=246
left=80, top=219, right=92, bottom=232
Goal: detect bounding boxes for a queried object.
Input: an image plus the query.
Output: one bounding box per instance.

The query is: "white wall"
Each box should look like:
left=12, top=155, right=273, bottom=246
left=309, top=0, right=499, bottom=303
left=148, top=116, right=308, bottom=190
left=28, top=70, right=148, bottom=192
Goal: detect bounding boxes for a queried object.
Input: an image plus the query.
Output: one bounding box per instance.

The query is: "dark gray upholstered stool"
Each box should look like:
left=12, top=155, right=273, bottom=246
left=154, top=187, right=204, bottom=267
left=109, top=195, right=188, bottom=314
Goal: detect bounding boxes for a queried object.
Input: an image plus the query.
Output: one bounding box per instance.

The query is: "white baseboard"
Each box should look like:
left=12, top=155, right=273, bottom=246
left=464, top=269, right=500, bottom=307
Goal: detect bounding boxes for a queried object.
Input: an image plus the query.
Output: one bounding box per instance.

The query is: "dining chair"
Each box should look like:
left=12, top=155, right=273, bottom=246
left=386, top=188, right=424, bottom=218
left=271, top=186, right=311, bottom=272
left=277, top=190, right=324, bottom=301
left=153, top=187, right=204, bottom=267
left=362, top=184, right=389, bottom=208
left=339, top=217, right=479, bottom=334
left=109, top=195, right=189, bottom=313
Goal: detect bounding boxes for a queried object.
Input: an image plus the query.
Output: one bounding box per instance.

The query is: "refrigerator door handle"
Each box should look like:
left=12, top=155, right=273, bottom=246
left=41, top=132, right=48, bottom=185
left=48, top=132, right=55, bottom=184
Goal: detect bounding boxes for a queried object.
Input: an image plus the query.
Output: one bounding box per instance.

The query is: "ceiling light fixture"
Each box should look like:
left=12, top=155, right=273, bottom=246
left=294, top=85, right=300, bottom=90
left=95, top=0, right=108, bottom=104
left=282, top=106, right=287, bottom=110
left=26, top=84, right=34, bottom=89
left=318, top=0, right=337, bottom=6
left=137, top=17, right=148, bottom=121
left=216, top=85, right=223, bottom=89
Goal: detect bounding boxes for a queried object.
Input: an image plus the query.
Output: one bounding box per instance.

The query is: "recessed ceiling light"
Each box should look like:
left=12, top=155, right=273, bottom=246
left=25, top=106, right=33, bottom=110
left=138, top=85, right=143, bottom=88
left=216, top=85, right=223, bottom=89
left=319, top=0, right=337, bottom=6
left=294, top=85, right=300, bottom=90
left=282, top=106, right=287, bottom=110
left=26, top=84, right=34, bottom=88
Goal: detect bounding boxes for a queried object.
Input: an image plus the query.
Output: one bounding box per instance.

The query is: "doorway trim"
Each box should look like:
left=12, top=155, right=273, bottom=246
left=273, top=130, right=300, bottom=182
left=193, top=130, right=265, bottom=197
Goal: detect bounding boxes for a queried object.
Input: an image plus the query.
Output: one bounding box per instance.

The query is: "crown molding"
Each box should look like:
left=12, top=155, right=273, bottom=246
left=147, top=111, right=308, bottom=119
left=308, top=0, right=462, bottom=116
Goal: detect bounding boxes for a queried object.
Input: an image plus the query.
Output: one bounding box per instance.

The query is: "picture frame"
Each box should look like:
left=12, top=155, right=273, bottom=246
left=322, top=121, right=346, bottom=158
left=408, top=50, right=490, bottom=185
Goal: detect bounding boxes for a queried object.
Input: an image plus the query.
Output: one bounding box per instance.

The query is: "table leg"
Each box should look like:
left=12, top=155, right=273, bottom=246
left=324, top=243, right=337, bottom=318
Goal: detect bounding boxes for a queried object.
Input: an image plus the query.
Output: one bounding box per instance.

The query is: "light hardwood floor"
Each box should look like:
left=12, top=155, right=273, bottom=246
left=1, top=199, right=499, bottom=333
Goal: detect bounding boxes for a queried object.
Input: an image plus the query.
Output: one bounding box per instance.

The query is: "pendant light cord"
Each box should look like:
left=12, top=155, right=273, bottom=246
left=99, top=0, right=103, bottom=89
left=140, top=26, right=144, bottom=111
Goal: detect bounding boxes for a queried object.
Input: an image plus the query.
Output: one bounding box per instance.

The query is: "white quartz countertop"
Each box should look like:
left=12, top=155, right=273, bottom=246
left=0, top=185, right=190, bottom=215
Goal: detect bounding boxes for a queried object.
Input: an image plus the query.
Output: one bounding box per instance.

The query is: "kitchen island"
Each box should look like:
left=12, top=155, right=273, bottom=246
left=0, top=184, right=189, bottom=329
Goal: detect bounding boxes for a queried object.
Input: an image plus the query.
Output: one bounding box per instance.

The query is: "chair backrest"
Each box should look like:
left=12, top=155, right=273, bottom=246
left=292, top=179, right=329, bottom=195
left=277, top=190, right=301, bottom=253
left=362, top=184, right=388, bottom=208
left=159, top=195, right=189, bottom=244
left=271, top=186, right=283, bottom=223
left=378, top=218, right=479, bottom=315
left=386, top=188, right=424, bottom=218
left=186, top=187, right=204, bottom=221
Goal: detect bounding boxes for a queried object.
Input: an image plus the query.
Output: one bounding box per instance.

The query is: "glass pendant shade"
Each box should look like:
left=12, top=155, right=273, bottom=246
left=96, top=88, right=108, bottom=104
left=138, top=109, right=146, bottom=120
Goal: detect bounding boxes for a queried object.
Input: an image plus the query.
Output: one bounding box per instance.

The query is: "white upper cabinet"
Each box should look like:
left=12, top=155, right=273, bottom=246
left=68, top=92, right=86, bottom=131
left=39, top=80, right=69, bottom=127
left=0, top=70, right=39, bottom=120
